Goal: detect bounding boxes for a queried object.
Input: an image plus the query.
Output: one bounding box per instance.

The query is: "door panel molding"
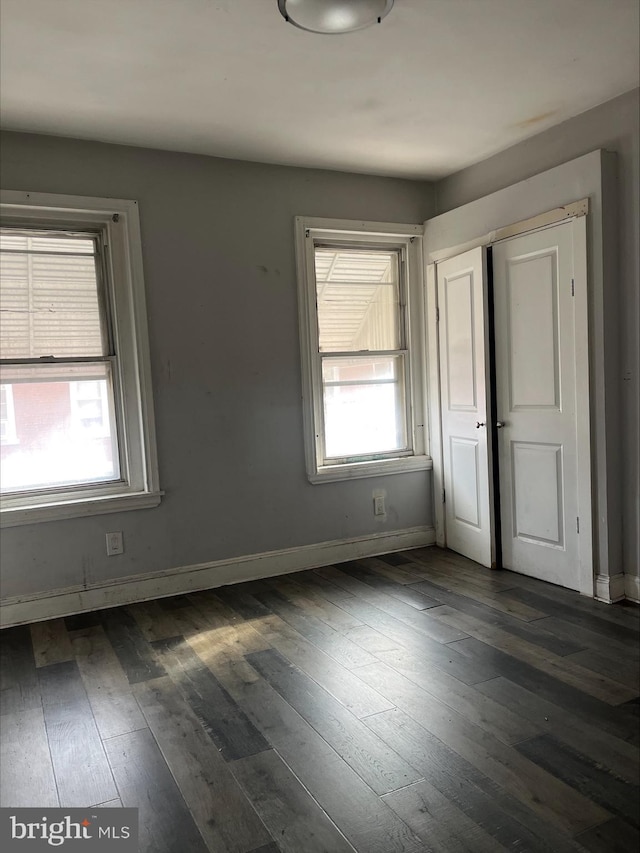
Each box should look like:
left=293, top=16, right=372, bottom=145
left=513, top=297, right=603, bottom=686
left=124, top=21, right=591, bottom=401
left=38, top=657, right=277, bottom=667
left=511, top=441, right=564, bottom=548
left=444, top=271, right=478, bottom=411
left=450, top=436, right=481, bottom=528
left=505, top=250, right=561, bottom=411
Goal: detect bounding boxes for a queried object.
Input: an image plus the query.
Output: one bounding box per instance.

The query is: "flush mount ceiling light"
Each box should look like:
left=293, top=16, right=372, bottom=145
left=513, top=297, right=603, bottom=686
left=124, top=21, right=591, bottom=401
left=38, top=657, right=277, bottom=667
left=278, top=0, right=394, bottom=34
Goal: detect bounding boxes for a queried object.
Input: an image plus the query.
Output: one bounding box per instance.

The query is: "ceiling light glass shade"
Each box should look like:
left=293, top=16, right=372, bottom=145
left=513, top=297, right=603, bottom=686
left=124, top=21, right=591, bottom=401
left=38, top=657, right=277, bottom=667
left=278, top=0, right=394, bottom=34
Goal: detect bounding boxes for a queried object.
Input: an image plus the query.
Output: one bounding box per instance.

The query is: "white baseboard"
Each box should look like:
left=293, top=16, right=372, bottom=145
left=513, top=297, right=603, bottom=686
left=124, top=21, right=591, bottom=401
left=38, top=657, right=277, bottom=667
left=594, top=572, right=626, bottom=603
left=0, top=525, right=435, bottom=628
left=625, top=573, right=640, bottom=604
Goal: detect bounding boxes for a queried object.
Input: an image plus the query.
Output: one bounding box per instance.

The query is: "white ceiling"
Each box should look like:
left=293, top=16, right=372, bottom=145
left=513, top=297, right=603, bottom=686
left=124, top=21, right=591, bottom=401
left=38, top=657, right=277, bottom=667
left=1, top=0, right=638, bottom=179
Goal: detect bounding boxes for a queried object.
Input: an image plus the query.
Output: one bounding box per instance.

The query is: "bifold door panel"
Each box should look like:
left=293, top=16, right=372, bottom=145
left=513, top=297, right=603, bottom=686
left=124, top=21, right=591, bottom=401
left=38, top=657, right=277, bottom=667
left=492, top=222, right=581, bottom=589
left=436, top=248, right=493, bottom=568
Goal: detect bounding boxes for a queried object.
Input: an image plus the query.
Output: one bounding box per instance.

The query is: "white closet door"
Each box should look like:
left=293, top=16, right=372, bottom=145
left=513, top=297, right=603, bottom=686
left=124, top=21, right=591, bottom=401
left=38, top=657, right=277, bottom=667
left=437, top=248, right=493, bottom=567
left=492, top=221, right=583, bottom=589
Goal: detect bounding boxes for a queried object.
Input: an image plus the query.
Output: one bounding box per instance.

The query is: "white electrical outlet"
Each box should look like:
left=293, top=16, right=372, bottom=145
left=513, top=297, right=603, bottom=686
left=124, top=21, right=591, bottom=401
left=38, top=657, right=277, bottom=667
left=106, top=531, right=124, bottom=556
left=373, top=495, right=385, bottom=516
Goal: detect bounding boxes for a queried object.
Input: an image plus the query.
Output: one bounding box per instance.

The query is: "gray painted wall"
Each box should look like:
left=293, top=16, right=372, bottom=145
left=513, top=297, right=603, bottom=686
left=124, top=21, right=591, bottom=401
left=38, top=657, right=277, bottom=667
left=0, top=131, right=435, bottom=599
left=436, top=89, right=639, bottom=579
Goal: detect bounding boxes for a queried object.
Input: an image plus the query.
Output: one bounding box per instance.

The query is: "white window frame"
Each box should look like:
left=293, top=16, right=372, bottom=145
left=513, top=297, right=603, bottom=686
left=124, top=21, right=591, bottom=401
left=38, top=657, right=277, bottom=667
left=0, top=190, right=161, bottom=526
left=296, top=217, right=431, bottom=483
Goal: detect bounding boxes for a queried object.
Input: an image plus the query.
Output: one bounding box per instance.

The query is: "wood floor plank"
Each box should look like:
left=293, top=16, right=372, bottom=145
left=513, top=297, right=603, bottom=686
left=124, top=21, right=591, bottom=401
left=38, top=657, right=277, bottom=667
left=449, top=636, right=640, bottom=744
left=255, top=616, right=394, bottom=717
left=382, top=780, right=504, bottom=853
left=186, top=632, right=264, bottom=699
left=366, top=707, right=585, bottom=853
left=355, top=660, right=610, bottom=836
left=535, top=614, right=640, bottom=662
left=134, top=676, right=273, bottom=853
left=377, top=551, right=415, bottom=566
left=153, top=636, right=270, bottom=761
left=345, top=624, right=405, bottom=654
left=498, top=573, right=640, bottom=627
left=295, top=569, right=359, bottom=603
left=203, top=644, right=424, bottom=853
left=153, top=598, right=218, bottom=637
left=38, top=660, right=118, bottom=807
left=338, top=561, right=441, bottom=609
left=99, top=607, right=166, bottom=684
left=505, top=586, right=640, bottom=638
left=184, top=592, right=273, bottom=659
left=360, top=556, right=428, bottom=586
left=328, top=594, right=496, bottom=685
left=157, top=594, right=193, bottom=610
left=562, top=647, right=640, bottom=692
left=246, top=647, right=422, bottom=795
left=252, top=585, right=376, bottom=669
left=195, top=618, right=272, bottom=658
left=516, top=733, right=640, bottom=828
left=127, top=600, right=186, bottom=642
left=407, top=549, right=521, bottom=592
left=371, top=646, right=539, bottom=745
left=404, top=564, right=547, bottom=621
left=64, top=611, right=103, bottom=632
left=315, top=565, right=468, bottom=644
left=0, top=625, right=40, bottom=715
left=476, top=676, right=640, bottom=784
left=575, top=817, right=640, bottom=853
left=187, top=615, right=271, bottom=660
left=215, top=586, right=394, bottom=718
left=104, top=728, right=209, bottom=853
left=213, top=585, right=283, bottom=622
left=71, top=626, right=147, bottom=740
left=267, top=575, right=363, bottom=632
left=193, top=584, right=272, bottom=619
left=0, top=708, right=59, bottom=807
left=431, top=605, right=638, bottom=704
left=30, top=619, right=75, bottom=668
left=408, top=577, right=587, bottom=656
left=230, top=750, right=353, bottom=853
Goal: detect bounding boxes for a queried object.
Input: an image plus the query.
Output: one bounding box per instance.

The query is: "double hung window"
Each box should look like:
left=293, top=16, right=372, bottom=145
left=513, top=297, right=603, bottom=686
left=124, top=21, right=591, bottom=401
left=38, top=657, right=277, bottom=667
left=296, top=218, right=429, bottom=482
left=0, top=191, right=160, bottom=525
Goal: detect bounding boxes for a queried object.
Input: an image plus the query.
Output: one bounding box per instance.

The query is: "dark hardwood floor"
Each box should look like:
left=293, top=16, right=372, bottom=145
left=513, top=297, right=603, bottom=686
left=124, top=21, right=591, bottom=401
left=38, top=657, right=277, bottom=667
left=1, top=547, right=639, bottom=852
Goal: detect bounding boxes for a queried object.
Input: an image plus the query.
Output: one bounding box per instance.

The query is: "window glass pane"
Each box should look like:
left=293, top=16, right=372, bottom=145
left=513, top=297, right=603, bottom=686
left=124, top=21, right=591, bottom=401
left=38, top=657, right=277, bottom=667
left=315, top=248, right=400, bottom=352
left=0, top=362, right=120, bottom=493
left=0, top=230, right=104, bottom=358
left=322, top=356, right=407, bottom=459
left=0, top=384, right=17, bottom=444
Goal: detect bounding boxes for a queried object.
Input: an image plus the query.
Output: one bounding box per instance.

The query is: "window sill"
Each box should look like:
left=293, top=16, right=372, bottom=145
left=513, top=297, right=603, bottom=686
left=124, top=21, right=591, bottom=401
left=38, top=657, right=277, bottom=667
left=309, top=455, right=432, bottom=484
left=0, top=490, right=163, bottom=527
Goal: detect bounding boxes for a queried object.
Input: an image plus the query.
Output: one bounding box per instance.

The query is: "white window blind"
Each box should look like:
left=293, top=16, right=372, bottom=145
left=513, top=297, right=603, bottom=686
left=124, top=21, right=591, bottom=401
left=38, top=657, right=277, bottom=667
left=0, top=232, right=104, bottom=359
